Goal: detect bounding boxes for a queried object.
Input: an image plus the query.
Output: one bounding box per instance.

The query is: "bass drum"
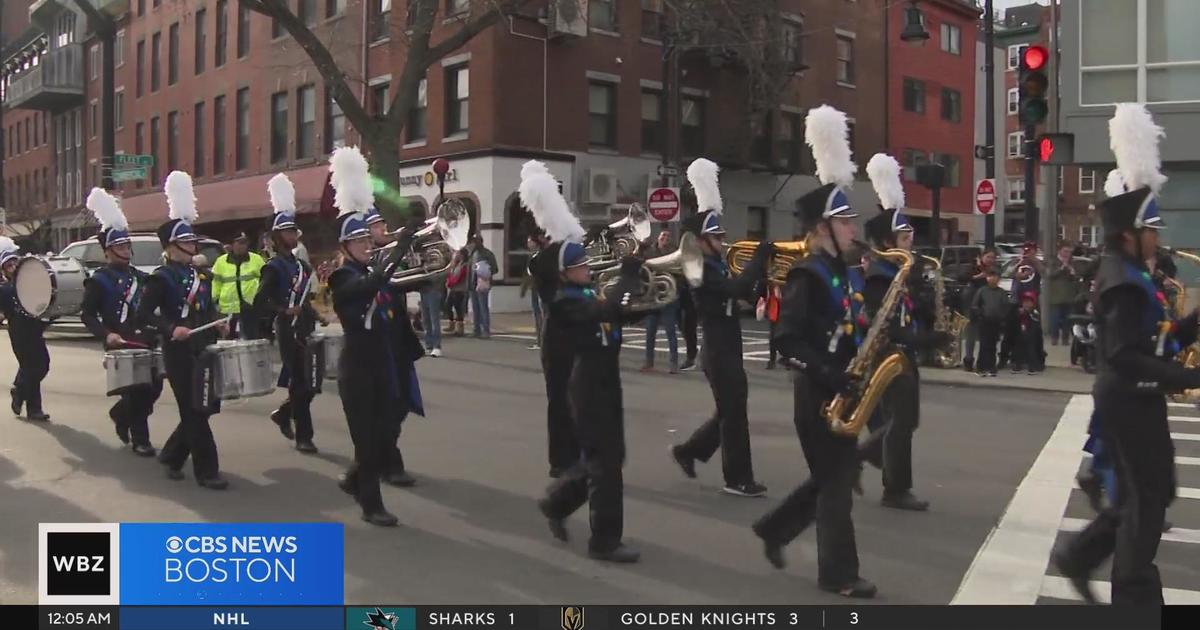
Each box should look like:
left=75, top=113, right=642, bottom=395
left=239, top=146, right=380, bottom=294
left=15, top=256, right=86, bottom=319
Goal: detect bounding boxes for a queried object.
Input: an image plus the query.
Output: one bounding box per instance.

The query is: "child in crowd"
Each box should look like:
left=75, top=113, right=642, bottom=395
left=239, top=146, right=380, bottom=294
left=970, top=269, right=1009, bottom=377
left=1011, top=291, right=1046, bottom=374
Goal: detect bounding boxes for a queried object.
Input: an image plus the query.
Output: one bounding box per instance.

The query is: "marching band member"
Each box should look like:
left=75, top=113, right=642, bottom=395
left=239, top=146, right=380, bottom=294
left=0, top=237, right=50, bottom=421
left=670, top=158, right=771, bottom=498
left=257, top=174, right=322, bottom=453
left=1054, top=104, right=1200, bottom=605
left=327, top=147, right=421, bottom=526
left=137, top=171, right=230, bottom=489
left=80, top=188, right=161, bottom=455
left=857, top=154, right=938, bottom=511
left=523, top=162, right=643, bottom=563
left=752, top=105, right=876, bottom=598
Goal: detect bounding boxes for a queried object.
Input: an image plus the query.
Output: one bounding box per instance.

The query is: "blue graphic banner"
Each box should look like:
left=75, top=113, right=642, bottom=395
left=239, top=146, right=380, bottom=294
left=119, top=606, right=344, bottom=630
left=118, top=523, right=343, bottom=606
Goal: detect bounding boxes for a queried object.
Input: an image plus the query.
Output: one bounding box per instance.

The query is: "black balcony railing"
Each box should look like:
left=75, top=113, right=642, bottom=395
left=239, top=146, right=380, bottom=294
left=3, top=43, right=85, bottom=112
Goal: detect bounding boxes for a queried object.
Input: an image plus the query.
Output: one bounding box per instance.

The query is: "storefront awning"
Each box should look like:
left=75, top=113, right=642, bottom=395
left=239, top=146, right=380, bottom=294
left=0, top=219, right=44, bottom=238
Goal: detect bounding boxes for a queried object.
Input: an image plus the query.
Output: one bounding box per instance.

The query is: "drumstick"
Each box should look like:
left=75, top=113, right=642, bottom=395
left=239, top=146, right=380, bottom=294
left=187, top=316, right=232, bottom=336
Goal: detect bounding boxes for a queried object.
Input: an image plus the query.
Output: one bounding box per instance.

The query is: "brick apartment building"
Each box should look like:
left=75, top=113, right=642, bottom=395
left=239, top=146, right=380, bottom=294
left=886, top=0, right=979, bottom=244
left=3, top=0, right=889, bottom=310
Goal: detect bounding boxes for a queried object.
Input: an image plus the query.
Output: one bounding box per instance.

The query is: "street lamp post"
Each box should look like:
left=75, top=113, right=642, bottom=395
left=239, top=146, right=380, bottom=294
left=984, top=0, right=996, bottom=247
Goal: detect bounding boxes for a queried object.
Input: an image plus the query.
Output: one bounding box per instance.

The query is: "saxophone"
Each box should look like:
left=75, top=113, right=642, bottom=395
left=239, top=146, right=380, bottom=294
left=921, top=255, right=969, bottom=368
left=823, top=244, right=916, bottom=437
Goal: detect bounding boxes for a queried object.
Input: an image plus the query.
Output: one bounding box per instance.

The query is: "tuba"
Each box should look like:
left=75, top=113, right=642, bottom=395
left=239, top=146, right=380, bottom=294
left=595, top=232, right=704, bottom=312
left=727, top=240, right=808, bottom=283
left=921, top=255, right=969, bottom=368
left=386, top=198, right=471, bottom=287
left=585, top=203, right=651, bottom=269
left=1160, top=247, right=1200, bottom=402
left=823, top=243, right=915, bottom=437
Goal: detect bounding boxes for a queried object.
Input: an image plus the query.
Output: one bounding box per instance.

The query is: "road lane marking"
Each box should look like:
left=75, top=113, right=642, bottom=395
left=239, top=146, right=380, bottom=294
left=1039, top=575, right=1200, bottom=604
left=1178, top=457, right=1200, bottom=467
left=1060, top=517, right=1200, bottom=545
left=1173, top=433, right=1200, bottom=442
left=1170, top=416, right=1200, bottom=423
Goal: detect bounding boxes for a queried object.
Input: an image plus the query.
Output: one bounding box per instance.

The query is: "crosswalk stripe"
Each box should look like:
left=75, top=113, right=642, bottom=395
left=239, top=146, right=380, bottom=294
left=1178, top=456, right=1200, bottom=466
left=1039, top=575, right=1200, bottom=604
left=1180, top=487, right=1200, bottom=500
left=1169, top=402, right=1195, bottom=409
left=1173, top=433, right=1200, bottom=442
left=1170, top=416, right=1200, bottom=423
left=1060, top=517, right=1200, bottom=545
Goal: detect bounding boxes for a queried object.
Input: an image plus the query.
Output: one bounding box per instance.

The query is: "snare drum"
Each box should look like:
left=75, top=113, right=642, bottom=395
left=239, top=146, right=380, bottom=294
left=207, top=339, right=276, bottom=400
left=321, top=332, right=344, bottom=380
left=103, top=349, right=156, bottom=396
left=15, top=256, right=86, bottom=319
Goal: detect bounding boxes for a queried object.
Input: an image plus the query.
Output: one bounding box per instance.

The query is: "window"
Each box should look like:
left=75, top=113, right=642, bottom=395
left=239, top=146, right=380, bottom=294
left=836, top=34, right=855, bottom=84
left=115, top=29, right=126, bottom=67
left=168, top=23, right=179, bottom=85
left=406, top=78, right=426, bottom=143
left=747, top=206, right=768, bottom=240
left=56, top=12, right=75, bottom=48
left=1006, top=87, right=1019, bottom=115
left=300, top=0, right=318, bottom=25
left=1079, top=225, right=1100, bottom=246
left=903, top=78, right=925, bottom=113
left=1007, top=131, right=1024, bottom=158
left=783, top=20, right=804, bottom=66
left=271, top=91, right=288, bottom=163
left=588, top=82, right=617, bottom=148
left=445, top=65, right=469, bottom=135
left=136, top=40, right=145, bottom=96
left=193, top=102, right=206, bottom=177
left=903, top=148, right=929, bottom=182
left=1058, top=166, right=1065, bottom=195
left=640, top=89, right=662, bottom=154
left=327, top=0, right=346, bottom=18
left=1057, top=224, right=1066, bottom=242
left=1007, top=44, right=1027, bottom=70
left=641, top=0, right=662, bottom=40
left=1079, top=168, right=1096, bottom=193
left=90, top=44, right=99, bottom=80
left=1007, top=176, right=1024, bottom=203
left=681, top=96, right=705, bottom=157
left=214, top=95, right=226, bottom=174
left=216, top=0, right=228, bottom=67
left=940, top=23, right=961, bottom=55
left=90, top=101, right=98, bottom=138
left=34, top=114, right=40, bottom=145
left=135, top=122, right=144, bottom=187
left=151, top=32, right=161, bottom=92
left=941, top=88, right=962, bottom=122
left=326, top=91, right=346, bottom=152
left=371, top=82, right=390, bottom=117
left=167, top=111, right=179, bottom=171
left=372, top=0, right=390, bottom=41
left=752, top=113, right=772, bottom=164
left=115, top=90, right=124, bottom=129
left=138, top=0, right=144, bottom=17
left=932, top=153, right=961, bottom=187
left=150, top=116, right=160, bottom=185
left=236, top=87, right=250, bottom=170
left=195, top=9, right=207, bottom=75
left=447, top=0, right=470, bottom=15
left=272, top=14, right=285, bottom=39
left=237, top=4, right=250, bottom=58
left=1080, top=0, right=1200, bottom=104
left=296, top=85, right=316, bottom=159
left=589, top=0, right=617, bottom=32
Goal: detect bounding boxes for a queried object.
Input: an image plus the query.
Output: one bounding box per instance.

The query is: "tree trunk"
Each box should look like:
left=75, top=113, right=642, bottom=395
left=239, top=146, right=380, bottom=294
left=364, top=139, right=407, bottom=225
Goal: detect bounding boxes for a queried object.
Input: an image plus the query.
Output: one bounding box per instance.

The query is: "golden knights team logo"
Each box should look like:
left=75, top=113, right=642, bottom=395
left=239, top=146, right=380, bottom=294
left=561, top=606, right=585, bottom=630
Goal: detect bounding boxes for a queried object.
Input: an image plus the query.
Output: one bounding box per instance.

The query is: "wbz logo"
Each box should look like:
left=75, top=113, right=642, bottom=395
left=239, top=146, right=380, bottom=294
left=39, top=523, right=121, bottom=604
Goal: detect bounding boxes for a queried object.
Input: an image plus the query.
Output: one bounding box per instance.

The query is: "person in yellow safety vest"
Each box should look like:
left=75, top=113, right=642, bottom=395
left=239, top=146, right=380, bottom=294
left=211, top=231, right=266, bottom=339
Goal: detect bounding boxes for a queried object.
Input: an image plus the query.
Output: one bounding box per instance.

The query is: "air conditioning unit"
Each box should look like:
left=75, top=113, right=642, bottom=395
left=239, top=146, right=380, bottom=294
left=584, top=168, right=618, bottom=205
left=548, top=0, right=588, bottom=39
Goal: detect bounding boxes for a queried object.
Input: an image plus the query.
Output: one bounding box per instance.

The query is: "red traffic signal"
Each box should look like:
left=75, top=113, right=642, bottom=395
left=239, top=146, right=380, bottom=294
left=1039, top=137, right=1055, bottom=162
left=1023, top=45, right=1048, bottom=71
left=1035, top=133, right=1075, bottom=165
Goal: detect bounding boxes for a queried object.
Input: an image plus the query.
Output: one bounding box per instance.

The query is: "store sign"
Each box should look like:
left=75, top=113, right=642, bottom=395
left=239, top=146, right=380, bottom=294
left=399, top=169, right=459, bottom=188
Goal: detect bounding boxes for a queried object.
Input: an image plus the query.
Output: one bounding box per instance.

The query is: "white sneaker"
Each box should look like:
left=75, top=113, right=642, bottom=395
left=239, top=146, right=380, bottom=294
left=430, top=348, right=443, bottom=358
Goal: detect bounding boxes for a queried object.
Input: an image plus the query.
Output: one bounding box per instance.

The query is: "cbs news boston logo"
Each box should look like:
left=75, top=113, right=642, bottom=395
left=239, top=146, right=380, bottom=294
left=39, top=523, right=343, bottom=605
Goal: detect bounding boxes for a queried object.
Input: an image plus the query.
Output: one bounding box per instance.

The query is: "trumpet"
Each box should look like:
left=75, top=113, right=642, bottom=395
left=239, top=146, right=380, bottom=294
left=595, top=232, right=704, bottom=312
left=378, top=198, right=472, bottom=288
left=727, top=240, right=807, bottom=283
left=585, top=203, right=652, bottom=269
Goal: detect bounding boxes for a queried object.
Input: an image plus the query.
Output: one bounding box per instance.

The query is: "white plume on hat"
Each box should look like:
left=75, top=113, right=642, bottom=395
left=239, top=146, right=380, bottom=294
left=686, top=158, right=723, bottom=214
left=866, top=153, right=905, bottom=211
left=86, top=187, right=128, bottom=232
left=164, top=171, right=198, bottom=223
left=1103, top=169, right=1127, bottom=198
left=520, top=159, right=551, bottom=182
left=329, top=146, right=374, bottom=217
left=1109, top=103, right=1167, bottom=194
left=0, top=236, right=18, bottom=254
left=806, top=105, right=857, bottom=188
left=268, top=173, right=297, bottom=215
left=519, top=171, right=585, bottom=245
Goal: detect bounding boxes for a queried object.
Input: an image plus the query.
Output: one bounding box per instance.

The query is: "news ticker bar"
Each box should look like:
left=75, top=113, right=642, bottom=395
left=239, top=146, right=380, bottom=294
left=6, top=605, right=1184, bottom=630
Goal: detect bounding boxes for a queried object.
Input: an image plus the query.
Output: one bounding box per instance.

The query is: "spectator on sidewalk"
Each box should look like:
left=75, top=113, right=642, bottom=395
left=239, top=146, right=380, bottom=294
left=971, top=268, right=1009, bottom=377
left=959, top=248, right=998, bottom=372
left=212, top=231, right=266, bottom=339
left=420, top=269, right=446, bottom=357
left=641, top=231, right=680, bottom=373
left=445, top=251, right=469, bottom=336
left=1047, top=243, right=1080, bottom=346
left=520, top=235, right=547, bottom=350
left=467, top=236, right=497, bottom=338
left=1011, top=291, right=1045, bottom=373
left=756, top=278, right=781, bottom=369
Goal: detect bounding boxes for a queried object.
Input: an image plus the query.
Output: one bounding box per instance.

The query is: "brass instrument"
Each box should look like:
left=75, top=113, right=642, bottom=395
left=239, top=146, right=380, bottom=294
left=1160, top=247, right=1200, bottom=402
left=379, top=198, right=471, bottom=287
left=595, top=232, right=704, bottom=312
left=727, top=240, right=808, bottom=283
left=921, top=255, right=969, bottom=368
left=585, top=203, right=651, bottom=269
left=823, top=243, right=915, bottom=437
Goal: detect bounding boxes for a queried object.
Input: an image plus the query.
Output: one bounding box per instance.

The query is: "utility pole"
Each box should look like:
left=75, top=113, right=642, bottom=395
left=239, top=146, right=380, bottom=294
left=983, top=0, right=996, bottom=247
left=660, top=6, right=681, bottom=239
left=1040, top=0, right=1061, bottom=326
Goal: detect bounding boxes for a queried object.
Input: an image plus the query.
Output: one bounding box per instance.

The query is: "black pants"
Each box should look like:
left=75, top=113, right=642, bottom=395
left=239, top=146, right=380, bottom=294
left=768, top=321, right=778, bottom=364
left=1012, top=323, right=1045, bottom=371
left=999, top=311, right=1020, bottom=365
left=754, top=374, right=860, bottom=587
left=861, top=368, right=919, bottom=494
left=679, top=289, right=699, bottom=361
left=276, top=336, right=318, bottom=444
left=977, top=319, right=1002, bottom=373
left=1058, top=392, right=1173, bottom=605
left=10, top=331, right=49, bottom=414
left=542, top=333, right=580, bottom=472
left=447, top=293, right=467, bottom=322
left=338, top=353, right=401, bottom=514
left=677, top=349, right=754, bottom=486
left=111, top=380, right=164, bottom=447
left=159, top=347, right=220, bottom=480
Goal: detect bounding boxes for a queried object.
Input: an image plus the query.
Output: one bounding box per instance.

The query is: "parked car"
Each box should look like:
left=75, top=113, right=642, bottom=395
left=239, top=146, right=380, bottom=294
left=914, top=245, right=984, bottom=281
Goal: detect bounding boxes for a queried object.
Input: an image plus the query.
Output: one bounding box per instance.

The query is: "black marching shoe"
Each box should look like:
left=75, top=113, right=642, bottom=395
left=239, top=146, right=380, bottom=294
left=10, top=389, right=22, bottom=416
left=361, top=510, right=399, bottom=527
left=131, top=444, right=157, bottom=458
left=820, top=578, right=878, bottom=599
left=761, top=540, right=786, bottom=570
left=962, top=357, right=975, bottom=372
left=881, top=491, right=930, bottom=512
left=548, top=466, right=566, bottom=479
left=295, top=441, right=318, bottom=454
left=670, top=444, right=697, bottom=479
left=384, top=470, right=417, bottom=487
left=588, top=544, right=641, bottom=563
left=1052, top=548, right=1097, bottom=604
left=165, top=467, right=185, bottom=481
left=679, top=358, right=697, bottom=372
left=722, top=481, right=768, bottom=498
left=269, top=408, right=295, bottom=440
left=197, top=476, right=229, bottom=490
left=337, top=474, right=358, bottom=496
left=537, top=498, right=569, bottom=542
left=26, top=410, right=50, bottom=422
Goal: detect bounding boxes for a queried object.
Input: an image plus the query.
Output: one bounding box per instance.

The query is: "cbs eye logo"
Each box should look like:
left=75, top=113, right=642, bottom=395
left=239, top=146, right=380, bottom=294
left=166, top=537, right=184, bottom=553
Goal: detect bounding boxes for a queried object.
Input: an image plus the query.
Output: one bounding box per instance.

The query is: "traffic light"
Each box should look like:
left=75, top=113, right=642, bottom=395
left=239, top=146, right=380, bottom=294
left=1018, top=45, right=1049, bottom=126
left=1036, top=133, right=1075, bottom=165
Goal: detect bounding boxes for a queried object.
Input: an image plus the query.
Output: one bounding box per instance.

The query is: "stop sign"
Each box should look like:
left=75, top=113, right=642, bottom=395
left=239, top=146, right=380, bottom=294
left=647, top=187, right=681, bottom=223
left=975, top=179, right=996, bottom=215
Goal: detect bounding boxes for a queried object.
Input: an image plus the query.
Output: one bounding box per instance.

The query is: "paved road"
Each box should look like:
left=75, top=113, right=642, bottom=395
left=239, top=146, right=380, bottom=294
left=1, top=333, right=1071, bottom=605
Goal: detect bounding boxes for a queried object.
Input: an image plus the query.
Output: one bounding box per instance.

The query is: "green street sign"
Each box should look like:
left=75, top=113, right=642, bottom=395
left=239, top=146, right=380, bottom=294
left=113, top=154, right=155, bottom=167
left=111, top=167, right=147, bottom=182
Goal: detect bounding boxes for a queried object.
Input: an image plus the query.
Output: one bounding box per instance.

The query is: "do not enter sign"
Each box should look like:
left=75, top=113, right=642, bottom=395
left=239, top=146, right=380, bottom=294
left=975, top=179, right=997, bottom=215
left=647, top=187, right=681, bottom=223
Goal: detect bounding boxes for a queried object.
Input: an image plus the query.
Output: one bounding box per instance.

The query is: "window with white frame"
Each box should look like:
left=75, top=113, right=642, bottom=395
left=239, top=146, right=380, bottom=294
left=589, top=0, right=618, bottom=32
left=1007, top=44, right=1027, bottom=71
left=1007, top=88, right=1019, bottom=115
left=1008, top=176, right=1025, bottom=203
left=1057, top=224, right=1066, bottom=241
left=1007, top=131, right=1024, bottom=158
left=90, top=45, right=99, bottom=80
left=836, top=33, right=855, bottom=84
left=1079, top=225, right=1100, bottom=246
left=1079, top=168, right=1096, bottom=193
left=1080, top=0, right=1200, bottom=104
left=1058, top=167, right=1064, bottom=195
left=115, top=29, right=126, bottom=67
left=940, top=23, right=961, bottom=55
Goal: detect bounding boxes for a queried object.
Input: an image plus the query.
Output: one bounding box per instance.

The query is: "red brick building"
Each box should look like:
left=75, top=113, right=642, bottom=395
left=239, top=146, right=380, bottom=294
left=885, top=0, right=979, bottom=244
